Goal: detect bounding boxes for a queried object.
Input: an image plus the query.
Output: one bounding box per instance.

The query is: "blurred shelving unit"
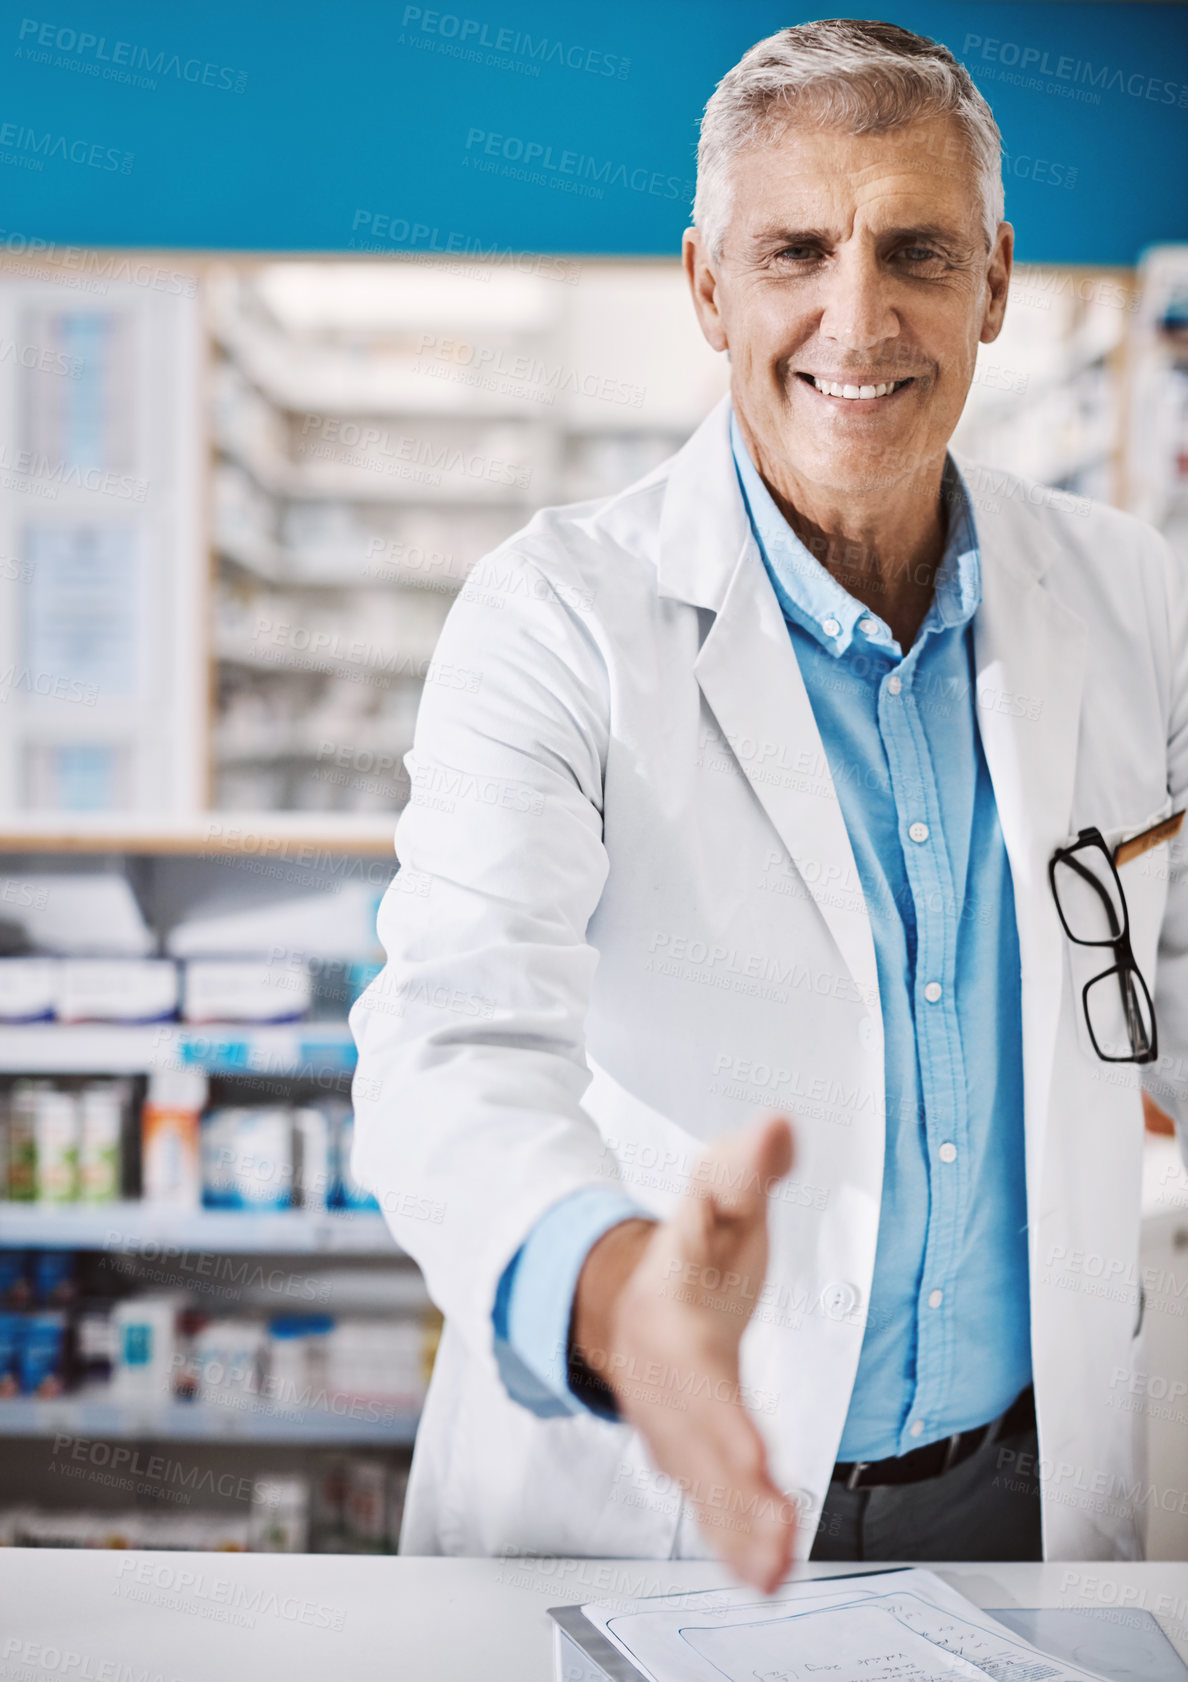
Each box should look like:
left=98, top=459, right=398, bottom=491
left=0, top=250, right=728, bottom=824
left=206, top=259, right=727, bottom=815
left=0, top=262, right=207, bottom=814
left=0, top=818, right=420, bottom=1549
left=951, top=263, right=1136, bottom=504
left=1127, top=245, right=1188, bottom=561
left=0, top=1396, right=419, bottom=1445
left=0, top=811, right=395, bottom=855
left=0, top=1200, right=392, bottom=1255
left=0, top=1021, right=356, bottom=1075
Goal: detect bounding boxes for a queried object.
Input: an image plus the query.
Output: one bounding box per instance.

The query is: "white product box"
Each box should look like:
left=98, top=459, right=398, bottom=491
left=9, top=1080, right=84, bottom=1203
left=182, top=958, right=311, bottom=1023
left=0, top=958, right=58, bottom=1022
left=332, top=1106, right=379, bottom=1210
left=191, top=1319, right=267, bottom=1406
left=292, top=1106, right=333, bottom=1211
left=200, top=1106, right=245, bottom=1208
left=229, top=1108, right=293, bottom=1210
left=33, top=1087, right=80, bottom=1203
left=327, top=1318, right=425, bottom=1408
left=79, top=1081, right=124, bottom=1202
left=57, top=959, right=178, bottom=1023
left=0, top=875, right=154, bottom=955
left=141, top=1067, right=206, bottom=1208
left=249, top=1475, right=310, bottom=1553
left=111, top=1295, right=182, bottom=1404
left=343, top=1460, right=388, bottom=1551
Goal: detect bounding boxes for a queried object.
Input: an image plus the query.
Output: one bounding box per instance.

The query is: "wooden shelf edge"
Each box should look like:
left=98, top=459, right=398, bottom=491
left=0, top=813, right=399, bottom=858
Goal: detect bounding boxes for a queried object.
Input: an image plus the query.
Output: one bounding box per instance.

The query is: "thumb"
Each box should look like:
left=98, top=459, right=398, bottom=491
left=697, top=1113, right=795, bottom=1222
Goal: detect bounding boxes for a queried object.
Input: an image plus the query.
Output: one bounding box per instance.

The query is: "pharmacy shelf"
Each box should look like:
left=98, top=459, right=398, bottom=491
left=216, top=534, right=287, bottom=583
left=0, top=1022, right=357, bottom=1076
left=217, top=439, right=536, bottom=507
left=213, top=633, right=437, bottom=678
left=0, top=1395, right=419, bottom=1444
left=560, top=417, right=705, bottom=438
left=213, top=319, right=564, bottom=420
left=214, top=728, right=414, bottom=765
left=0, top=1200, right=396, bottom=1254
left=0, top=812, right=397, bottom=857
left=214, top=437, right=292, bottom=498
left=217, top=536, right=467, bottom=595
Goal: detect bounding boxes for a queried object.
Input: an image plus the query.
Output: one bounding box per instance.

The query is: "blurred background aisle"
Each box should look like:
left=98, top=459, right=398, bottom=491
left=0, top=0, right=1185, bottom=1561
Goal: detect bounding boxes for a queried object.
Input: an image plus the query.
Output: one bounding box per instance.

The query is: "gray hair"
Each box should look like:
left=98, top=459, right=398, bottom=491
left=693, top=19, right=1004, bottom=262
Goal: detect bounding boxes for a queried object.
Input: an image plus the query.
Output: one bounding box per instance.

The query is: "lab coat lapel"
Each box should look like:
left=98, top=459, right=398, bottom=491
left=971, top=493, right=1087, bottom=1218
left=661, top=404, right=1087, bottom=1190
left=659, top=398, right=880, bottom=1009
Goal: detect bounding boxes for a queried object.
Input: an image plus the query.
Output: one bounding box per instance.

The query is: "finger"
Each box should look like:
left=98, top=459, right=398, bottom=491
left=747, top=1112, right=794, bottom=1193
left=715, top=1488, right=795, bottom=1595
left=697, top=1113, right=795, bottom=1222
left=641, top=1412, right=793, bottom=1589
left=737, top=1502, right=796, bottom=1596
left=686, top=1408, right=796, bottom=1592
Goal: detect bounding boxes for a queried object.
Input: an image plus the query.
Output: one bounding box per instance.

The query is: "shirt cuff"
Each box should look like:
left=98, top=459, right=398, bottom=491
left=492, top=1186, right=654, bottom=1420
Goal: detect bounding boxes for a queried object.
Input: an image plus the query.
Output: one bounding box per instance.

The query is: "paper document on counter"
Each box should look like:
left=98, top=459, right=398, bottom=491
left=552, top=1566, right=1112, bottom=1682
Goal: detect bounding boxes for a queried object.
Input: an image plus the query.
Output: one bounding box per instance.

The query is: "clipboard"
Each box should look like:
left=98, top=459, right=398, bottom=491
left=548, top=1568, right=915, bottom=1681
left=991, top=1607, right=1188, bottom=1681
left=548, top=1581, right=1188, bottom=1682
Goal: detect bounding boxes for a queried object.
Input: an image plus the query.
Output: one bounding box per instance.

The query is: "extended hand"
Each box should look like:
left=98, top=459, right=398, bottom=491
left=573, top=1113, right=797, bottom=1593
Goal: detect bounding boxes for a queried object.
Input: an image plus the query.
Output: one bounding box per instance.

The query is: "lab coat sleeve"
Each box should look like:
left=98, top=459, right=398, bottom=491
left=1141, top=528, right=1188, bottom=1174
left=348, top=532, right=634, bottom=1366
left=492, top=1185, right=653, bottom=1418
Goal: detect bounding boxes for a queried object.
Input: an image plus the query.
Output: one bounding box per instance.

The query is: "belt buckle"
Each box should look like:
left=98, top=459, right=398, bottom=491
left=844, top=1460, right=870, bottom=1492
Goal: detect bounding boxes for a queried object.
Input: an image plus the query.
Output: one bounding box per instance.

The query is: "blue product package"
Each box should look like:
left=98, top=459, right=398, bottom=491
left=332, top=1109, right=380, bottom=1212
left=32, top=1250, right=75, bottom=1306
left=0, top=1312, right=22, bottom=1395
left=347, top=961, right=382, bottom=1003
left=269, top=1315, right=334, bottom=1338
left=19, top=1312, right=65, bottom=1397
left=0, top=1251, right=30, bottom=1308
left=230, top=1109, right=293, bottom=1211
left=200, top=1108, right=242, bottom=1209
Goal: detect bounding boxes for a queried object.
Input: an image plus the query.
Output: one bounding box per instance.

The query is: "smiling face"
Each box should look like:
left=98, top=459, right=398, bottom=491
left=684, top=113, right=1012, bottom=505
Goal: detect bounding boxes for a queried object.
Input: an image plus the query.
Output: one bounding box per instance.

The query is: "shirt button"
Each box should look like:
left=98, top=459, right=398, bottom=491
left=887, top=674, right=902, bottom=695
left=858, top=616, right=878, bottom=636
left=939, top=1142, right=957, bottom=1163
left=820, top=1281, right=861, bottom=1318
left=909, top=1420, right=925, bottom=1439
left=923, top=981, right=943, bottom=1003
left=822, top=617, right=841, bottom=638
left=928, top=1289, right=944, bottom=1309
left=908, top=821, right=930, bottom=844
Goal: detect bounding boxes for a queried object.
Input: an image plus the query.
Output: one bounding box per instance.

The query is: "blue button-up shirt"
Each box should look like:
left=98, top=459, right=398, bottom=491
left=492, top=408, right=1032, bottom=1459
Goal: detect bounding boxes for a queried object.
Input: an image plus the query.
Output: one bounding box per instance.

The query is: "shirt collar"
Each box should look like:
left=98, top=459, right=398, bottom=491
left=728, top=403, right=981, bottom=659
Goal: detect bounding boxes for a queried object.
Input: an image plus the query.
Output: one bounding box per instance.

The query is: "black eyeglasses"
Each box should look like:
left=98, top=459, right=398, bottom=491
left=1048, top=827, right=1157, bottom=1064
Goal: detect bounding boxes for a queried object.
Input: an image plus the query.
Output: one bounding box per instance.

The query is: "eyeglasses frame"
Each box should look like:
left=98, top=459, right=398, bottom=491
left=1047, top=826, right=1158, bottom=1065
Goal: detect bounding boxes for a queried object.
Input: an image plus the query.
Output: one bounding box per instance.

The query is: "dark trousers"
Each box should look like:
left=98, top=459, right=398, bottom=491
left=808, top=1419, right=1043, bottom=1563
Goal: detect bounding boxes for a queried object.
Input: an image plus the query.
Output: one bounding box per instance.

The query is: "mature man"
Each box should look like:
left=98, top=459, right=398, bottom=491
left=351, top=20, right=1187, bottom=1582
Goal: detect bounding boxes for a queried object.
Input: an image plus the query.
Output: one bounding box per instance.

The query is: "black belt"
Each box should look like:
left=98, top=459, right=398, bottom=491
left=831, top=1384, right=1035, bottom=1491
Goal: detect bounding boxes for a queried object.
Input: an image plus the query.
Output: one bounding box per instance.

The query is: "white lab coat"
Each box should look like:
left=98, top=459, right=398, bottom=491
left=350, top=395, right=1188, bottom=1564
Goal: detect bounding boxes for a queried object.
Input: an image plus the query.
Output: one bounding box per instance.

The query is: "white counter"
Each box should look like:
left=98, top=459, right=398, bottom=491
left=1, top=1552, right=1186, bottom=1681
